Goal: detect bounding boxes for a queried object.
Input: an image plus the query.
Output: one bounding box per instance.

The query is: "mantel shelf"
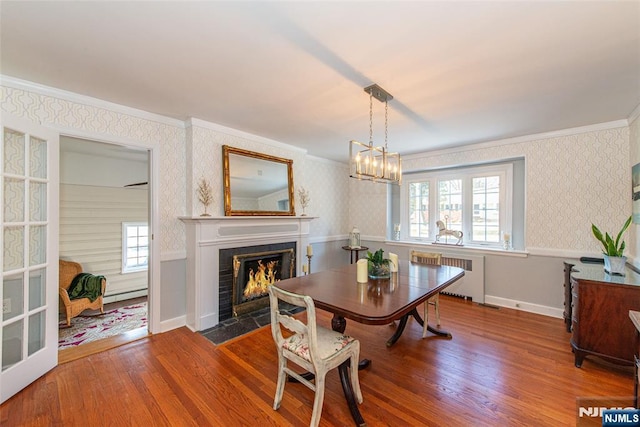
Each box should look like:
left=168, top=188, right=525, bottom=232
left=179, top=216, right=317, bottom=222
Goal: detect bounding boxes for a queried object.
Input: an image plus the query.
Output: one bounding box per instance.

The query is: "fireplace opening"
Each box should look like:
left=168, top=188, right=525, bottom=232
left=232, top=248, right=295, bottom=317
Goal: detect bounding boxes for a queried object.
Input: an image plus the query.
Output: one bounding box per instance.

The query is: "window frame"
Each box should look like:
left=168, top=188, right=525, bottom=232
left=122, top=221, right=149, bottom=274
left=400, top=163, right=513, bottom=248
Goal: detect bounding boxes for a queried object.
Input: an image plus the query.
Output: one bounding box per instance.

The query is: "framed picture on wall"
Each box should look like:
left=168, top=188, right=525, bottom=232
left=633, top=162, right=640, bottom=224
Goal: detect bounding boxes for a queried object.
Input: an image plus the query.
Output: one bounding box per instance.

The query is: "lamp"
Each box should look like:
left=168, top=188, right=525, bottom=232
left=349, top=84, right=402, bottom=185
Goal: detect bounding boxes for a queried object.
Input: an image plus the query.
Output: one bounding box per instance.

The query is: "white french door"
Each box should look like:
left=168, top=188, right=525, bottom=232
left=1, top=113, right=59, bottom=403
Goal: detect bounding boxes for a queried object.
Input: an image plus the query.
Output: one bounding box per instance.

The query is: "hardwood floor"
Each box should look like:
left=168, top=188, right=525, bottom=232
left=3, top=296, right=634, bottom=426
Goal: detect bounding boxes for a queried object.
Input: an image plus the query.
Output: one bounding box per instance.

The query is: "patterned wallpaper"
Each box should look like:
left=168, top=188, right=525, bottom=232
left=2, top=82, right=635, bottom=257
left=350, top=126, right=632, bottom=254
left=186, top=122, right=348, bottom=239
left=1, top=85, right=187, bottom=255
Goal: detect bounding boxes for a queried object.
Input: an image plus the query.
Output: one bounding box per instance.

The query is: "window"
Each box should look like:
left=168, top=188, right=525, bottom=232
left=409, top=181, right=430, bottom=238
left=400, top=163, right=513, bottom=248
left=122, top=222, right=148, bottom=273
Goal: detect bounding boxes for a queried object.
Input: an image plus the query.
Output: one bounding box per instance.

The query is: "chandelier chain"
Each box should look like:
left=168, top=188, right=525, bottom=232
left=369, top=91, right=373, bottom=145
left=385, top=100, right=388, bottom=150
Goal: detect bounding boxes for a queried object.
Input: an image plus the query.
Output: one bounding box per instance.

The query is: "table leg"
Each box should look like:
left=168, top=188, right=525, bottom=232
left=386, top=308, right=452, bottom=347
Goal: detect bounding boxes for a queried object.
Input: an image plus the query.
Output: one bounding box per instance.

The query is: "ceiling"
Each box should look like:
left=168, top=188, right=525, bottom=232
left=1, top=1, right=639, bottom=163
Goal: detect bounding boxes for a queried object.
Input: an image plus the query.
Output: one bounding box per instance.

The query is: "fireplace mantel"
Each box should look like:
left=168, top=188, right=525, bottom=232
left=180, top=216, right=316, bottom=331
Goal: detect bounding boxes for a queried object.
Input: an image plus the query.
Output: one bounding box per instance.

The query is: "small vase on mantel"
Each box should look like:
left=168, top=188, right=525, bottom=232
left=604, top=255, right=626, bottom=276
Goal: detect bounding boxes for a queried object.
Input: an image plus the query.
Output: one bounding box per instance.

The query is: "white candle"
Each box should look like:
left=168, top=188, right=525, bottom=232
left=389, top=253, right=398, bottom=273
left=302, top=264, right=308, bottom=273
left=307, top=245, right=313, bottom=256
left=503, top=233, right=511, bottom=242
left=356, top=259, right=368, bottom=283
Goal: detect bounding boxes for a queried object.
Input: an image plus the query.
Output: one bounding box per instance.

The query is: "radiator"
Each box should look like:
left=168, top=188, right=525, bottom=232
left=428, top=252, right=485, bottom=303
left=416, top=252, right=484, bottom=304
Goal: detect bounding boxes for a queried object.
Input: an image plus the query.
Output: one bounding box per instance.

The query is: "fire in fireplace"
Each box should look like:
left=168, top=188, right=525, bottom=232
left=232, top=248, right=295, bottom=316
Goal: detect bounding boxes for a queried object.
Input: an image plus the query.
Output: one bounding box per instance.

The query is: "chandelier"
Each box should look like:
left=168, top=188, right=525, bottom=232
left=349, top=84, right=402, bottom=184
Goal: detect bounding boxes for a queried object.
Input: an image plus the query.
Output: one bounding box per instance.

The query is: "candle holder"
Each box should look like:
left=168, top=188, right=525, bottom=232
left=306, top=254, right=313, bottom=274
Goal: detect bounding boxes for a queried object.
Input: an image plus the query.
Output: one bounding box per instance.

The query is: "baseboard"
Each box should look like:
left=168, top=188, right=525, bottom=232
left=103, top=289, right=148, bottom=304
left=484, top=295, right=563, bottom=319
left=160, top=315, right=186, bottom=333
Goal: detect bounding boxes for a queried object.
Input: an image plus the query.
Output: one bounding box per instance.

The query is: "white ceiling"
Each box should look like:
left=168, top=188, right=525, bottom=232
left=2, top=1, right=639, bottom=163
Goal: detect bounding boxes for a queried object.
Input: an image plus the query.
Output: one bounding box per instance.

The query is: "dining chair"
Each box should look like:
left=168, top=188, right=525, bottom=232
left=410, top=250, right=442, bottom=337
left=268, top=285, right=363, bottom=427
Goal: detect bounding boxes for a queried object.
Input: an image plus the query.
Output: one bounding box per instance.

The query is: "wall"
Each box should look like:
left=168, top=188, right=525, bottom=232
left=1, top=79, right=349, bottom=328
left=3, top=77, right=637, bottom=323
left=350, top=124, right=633, bottom=315
left=59, top=184, right=148, bottom=297
left=184, top=119, right=349, bottom=243
left=1, top=81, right=187, bottom=326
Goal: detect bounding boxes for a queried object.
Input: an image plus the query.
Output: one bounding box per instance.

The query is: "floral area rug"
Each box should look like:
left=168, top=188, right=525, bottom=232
left=58, top=302, right=147, bottom=349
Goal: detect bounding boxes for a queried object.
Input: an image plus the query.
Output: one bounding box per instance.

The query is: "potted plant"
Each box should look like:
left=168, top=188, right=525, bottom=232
left=591, top=215, right=632, bottom=275
left=366, top=248, right=391, bottom=279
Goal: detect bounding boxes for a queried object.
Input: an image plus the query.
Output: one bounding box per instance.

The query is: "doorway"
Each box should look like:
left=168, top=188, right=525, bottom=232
left=58, top=136, right=151, bottom=358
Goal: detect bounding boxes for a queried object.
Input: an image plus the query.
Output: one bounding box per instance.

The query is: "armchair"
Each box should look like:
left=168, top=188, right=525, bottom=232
left=59, top=259, right=106, bottom=327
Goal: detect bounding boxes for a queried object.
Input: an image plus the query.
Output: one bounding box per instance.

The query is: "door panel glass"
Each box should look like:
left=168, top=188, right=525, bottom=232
left=1, top=115, right=57, bottom=404
left=27, top=311, right=45, bottom=356
left=29, top=225, right=46, bottom=266
left=28, top=269, right=45, bottom=310
left=3, top=178, right=25, bottom=222
left=2, top=320, right=23, bottom=371
left=3, top=129, right=25, bottom=176
left=29, top=182, right=47, bottom=222
left=29, top=137, right=47, bottom=179
left=2, top=273, right=24, bottom=322
left=3, top=226, right=24, bottom=271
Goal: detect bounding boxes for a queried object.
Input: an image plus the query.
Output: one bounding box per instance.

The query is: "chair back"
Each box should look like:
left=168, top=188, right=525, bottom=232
left=410, top=250, right=442, bottom=266
left=268, top=286, right=319, bottom=364
left=59, top=260, right=83, bottom=290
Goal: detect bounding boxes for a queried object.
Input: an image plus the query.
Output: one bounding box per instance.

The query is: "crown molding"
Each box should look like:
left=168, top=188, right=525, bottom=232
left=629, top=103, right=640, bottom=124
left=305, top=154, right=347, bottom=167
left=0, top=75, right=186, bottom=129
left=404, top=119, right=630, bottom=162
left=186, top=117, right=307, bottom=154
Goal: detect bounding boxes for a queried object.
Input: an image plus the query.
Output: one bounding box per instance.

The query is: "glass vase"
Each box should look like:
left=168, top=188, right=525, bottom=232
left=368, top=262, right=391, bottom=279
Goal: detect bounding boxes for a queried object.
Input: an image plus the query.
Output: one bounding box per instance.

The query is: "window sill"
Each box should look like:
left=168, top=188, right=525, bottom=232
left=385, top=240, right=529, bottom=258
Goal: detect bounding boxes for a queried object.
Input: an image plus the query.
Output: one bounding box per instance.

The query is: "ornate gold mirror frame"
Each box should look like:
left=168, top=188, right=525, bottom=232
left=223, top=145, right=295, bottom=216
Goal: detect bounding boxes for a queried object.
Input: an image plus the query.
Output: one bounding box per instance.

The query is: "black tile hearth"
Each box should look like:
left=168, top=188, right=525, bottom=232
left=200, top=303, right=304, bottom=345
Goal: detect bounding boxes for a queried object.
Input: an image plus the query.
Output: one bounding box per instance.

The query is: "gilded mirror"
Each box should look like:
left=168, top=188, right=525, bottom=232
left=223, top=145, right=295, bottom=216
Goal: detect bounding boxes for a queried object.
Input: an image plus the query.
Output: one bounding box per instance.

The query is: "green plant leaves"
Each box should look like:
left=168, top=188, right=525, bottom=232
left=366, top=248, right=390, bottom=265
left=591, top=216, right=632, bottom=257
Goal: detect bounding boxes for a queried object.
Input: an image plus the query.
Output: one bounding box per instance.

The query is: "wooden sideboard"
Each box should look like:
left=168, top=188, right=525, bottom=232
left=565, top=260, right=640, bottom=367
left=631, top=310, right=639, bottom=408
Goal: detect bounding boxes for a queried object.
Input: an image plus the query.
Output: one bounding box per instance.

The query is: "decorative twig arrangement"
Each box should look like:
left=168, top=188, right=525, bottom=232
left=197, top=178, right=213, bottom=216
left=297, top=187, right=310, bottom=215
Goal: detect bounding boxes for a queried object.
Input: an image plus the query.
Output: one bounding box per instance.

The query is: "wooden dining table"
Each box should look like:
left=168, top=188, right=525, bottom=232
left=274, top=260, right=465, bottom=427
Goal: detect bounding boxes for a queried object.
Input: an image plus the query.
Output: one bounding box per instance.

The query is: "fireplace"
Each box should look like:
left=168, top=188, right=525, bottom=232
left=219, top=241, right=296, bottom=321
left=180, top=216, right=314, bottom=331
left=232, top=248, right=295, bottom=316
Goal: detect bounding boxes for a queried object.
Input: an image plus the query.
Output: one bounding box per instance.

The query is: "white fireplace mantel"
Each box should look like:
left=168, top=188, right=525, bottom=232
left=179, top=216, right=316, bottom=331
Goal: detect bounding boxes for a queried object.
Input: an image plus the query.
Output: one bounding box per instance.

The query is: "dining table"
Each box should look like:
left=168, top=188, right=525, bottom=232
left=274, top=260, right=465, bottom=427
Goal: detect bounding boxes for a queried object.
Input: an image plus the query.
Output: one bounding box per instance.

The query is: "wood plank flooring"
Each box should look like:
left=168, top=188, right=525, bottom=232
left=1, top=296, right=634, bottom=426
